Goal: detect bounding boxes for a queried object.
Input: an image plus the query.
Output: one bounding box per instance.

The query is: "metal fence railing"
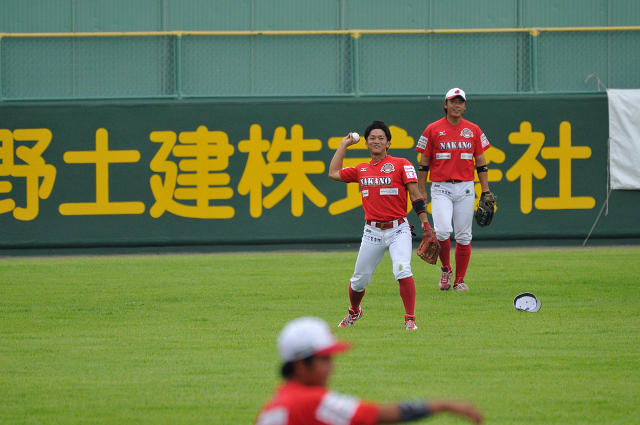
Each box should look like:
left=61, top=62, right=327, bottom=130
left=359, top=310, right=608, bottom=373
left=1, top=27, right=639, bottom=101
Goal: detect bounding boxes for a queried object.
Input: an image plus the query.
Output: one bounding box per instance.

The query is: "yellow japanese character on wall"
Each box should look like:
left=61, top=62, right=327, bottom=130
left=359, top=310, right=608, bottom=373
left=0, top=129, right=56, bottom=221
left=238, top=124, right=326, bottom=218
left=59, top=128, right=145, bottom=216
left=507, top=121, right=594, bottom=214
left=150, top=126, right=235, bottom=219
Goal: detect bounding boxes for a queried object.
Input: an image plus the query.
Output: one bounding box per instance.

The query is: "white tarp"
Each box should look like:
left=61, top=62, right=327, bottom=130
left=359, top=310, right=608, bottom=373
left=608, top=89, right=640, bottom=190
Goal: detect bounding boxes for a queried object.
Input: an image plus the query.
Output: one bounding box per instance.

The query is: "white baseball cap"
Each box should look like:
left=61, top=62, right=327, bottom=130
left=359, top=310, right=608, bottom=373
left=513, top=293, right=541, bottom=312
left=277, top=317, right=351, bottom=362
left=445, top=87, right=466, bottom=100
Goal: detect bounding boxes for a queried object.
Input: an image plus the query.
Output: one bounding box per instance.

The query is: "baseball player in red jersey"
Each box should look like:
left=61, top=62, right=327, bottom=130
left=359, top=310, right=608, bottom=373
left=255, top=316, right=483, bottom=425
left=415, top=88, right=492, bottom=291
left=328, top=120, right=432, bottom=330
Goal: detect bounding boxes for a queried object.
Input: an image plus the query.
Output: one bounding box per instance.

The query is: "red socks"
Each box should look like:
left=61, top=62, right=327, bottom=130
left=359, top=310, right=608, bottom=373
left=348, top=284, right=366, bottom=312
left=398, top=277, right=416, bottom=316
left=350, top=279, right=416, bottom=317
left=455, top=243, right=471, bottom=282
left=438, top=238, right=452, bottom=269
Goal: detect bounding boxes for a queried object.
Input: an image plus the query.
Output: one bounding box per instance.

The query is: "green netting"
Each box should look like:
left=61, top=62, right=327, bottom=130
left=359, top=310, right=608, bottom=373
left=1, top=30, right=638, bottom=101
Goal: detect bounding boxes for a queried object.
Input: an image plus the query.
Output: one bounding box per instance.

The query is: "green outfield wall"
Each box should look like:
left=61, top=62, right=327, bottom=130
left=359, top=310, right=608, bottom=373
left=1, top=94, right=638, bottom=250
left=3, top=0, right=640, bottom=32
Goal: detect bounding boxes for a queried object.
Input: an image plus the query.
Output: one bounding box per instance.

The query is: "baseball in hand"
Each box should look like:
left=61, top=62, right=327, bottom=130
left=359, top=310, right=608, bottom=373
left=352, top=132, right=360, bottom=142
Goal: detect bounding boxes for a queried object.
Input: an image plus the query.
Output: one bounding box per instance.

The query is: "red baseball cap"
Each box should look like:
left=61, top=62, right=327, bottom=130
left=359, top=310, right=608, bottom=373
left=445, top=87, right=466, bottom=100
left=277, top=317, right=351, bottom=362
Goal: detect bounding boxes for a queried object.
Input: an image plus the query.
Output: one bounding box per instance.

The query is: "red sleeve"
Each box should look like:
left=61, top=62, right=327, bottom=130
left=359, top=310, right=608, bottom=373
left=339, top=166, right=358, bottom=183
left=424, top=125, right=436, bottom=159
left=350, top=402, right=380, bottom=425
left=400, top=158, right=418, bottom=185
left=313, top=390, right=380, bottom=425
left=475, top=125, right=491, bottom=156
left=415, top=126, right=429, bottom=154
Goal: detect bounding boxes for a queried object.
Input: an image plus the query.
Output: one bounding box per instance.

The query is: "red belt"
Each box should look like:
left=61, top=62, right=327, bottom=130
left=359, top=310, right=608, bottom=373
left=365, top=218, right=405, bottom=230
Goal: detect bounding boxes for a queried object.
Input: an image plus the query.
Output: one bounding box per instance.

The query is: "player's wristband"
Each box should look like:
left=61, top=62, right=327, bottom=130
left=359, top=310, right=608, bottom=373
left=476, top=164, right=488, bottom=174
left=417, top=165, right=429, bottom=172
left=399, top=402, right=432, bottom=422
left=412, top=199, right=426, bottom=217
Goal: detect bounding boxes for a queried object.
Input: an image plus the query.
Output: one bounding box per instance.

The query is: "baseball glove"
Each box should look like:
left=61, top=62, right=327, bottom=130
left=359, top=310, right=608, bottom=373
left=417, top=222, right=440, bottom=265
left=475, top=191, right=497, bottom=227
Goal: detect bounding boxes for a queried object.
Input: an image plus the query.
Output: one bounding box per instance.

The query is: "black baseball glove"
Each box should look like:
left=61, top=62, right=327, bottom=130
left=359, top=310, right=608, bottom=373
left=475, top=191, right=497, bottom=227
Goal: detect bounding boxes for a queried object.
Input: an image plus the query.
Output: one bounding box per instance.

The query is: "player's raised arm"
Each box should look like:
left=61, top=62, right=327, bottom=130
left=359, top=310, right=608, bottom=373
left=328, top=132, right=360, bottom=181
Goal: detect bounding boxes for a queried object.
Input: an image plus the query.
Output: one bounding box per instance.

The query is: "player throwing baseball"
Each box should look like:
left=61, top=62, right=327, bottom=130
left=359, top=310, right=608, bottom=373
left=329, top=120, right=433, bottom=330
left=415, top=88, right=494, bottom=291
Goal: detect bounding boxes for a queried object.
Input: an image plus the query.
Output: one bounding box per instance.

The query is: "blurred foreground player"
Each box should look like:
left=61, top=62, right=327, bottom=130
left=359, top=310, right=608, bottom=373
left=415, top=88, right=495, bottom=291
left=255, top=316, right=483, bottom=425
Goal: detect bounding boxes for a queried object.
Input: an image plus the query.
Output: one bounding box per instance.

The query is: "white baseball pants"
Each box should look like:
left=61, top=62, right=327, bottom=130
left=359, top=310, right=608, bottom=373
left=430, top=181, right=475, bottom=245
left=350, top=220, right=413, bottom=292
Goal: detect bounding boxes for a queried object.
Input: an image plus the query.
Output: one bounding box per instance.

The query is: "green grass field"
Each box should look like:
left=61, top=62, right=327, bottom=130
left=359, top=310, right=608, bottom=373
left=1, top=247, right=639, bottom=424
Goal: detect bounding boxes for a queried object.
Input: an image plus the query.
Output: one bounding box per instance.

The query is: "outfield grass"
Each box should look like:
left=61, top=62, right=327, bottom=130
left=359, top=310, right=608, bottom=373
left=1, top=247, right=639, bottom=424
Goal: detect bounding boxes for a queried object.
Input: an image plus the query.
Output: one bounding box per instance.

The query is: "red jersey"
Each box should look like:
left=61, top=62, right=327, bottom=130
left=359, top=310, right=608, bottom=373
left=255, top=381, right=380, bottom=425
left=339, top=155, right=417, bottom=222
left=415, top=117, right=490, bottom=182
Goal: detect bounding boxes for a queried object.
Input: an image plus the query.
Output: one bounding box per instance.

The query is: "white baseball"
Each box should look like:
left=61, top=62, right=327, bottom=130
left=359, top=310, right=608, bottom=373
left=352, top=132, right=360, bottom=142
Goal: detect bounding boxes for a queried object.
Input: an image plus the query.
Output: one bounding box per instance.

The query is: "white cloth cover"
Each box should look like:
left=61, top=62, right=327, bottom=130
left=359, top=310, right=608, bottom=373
left=608, top=89, right=640, bottom=190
